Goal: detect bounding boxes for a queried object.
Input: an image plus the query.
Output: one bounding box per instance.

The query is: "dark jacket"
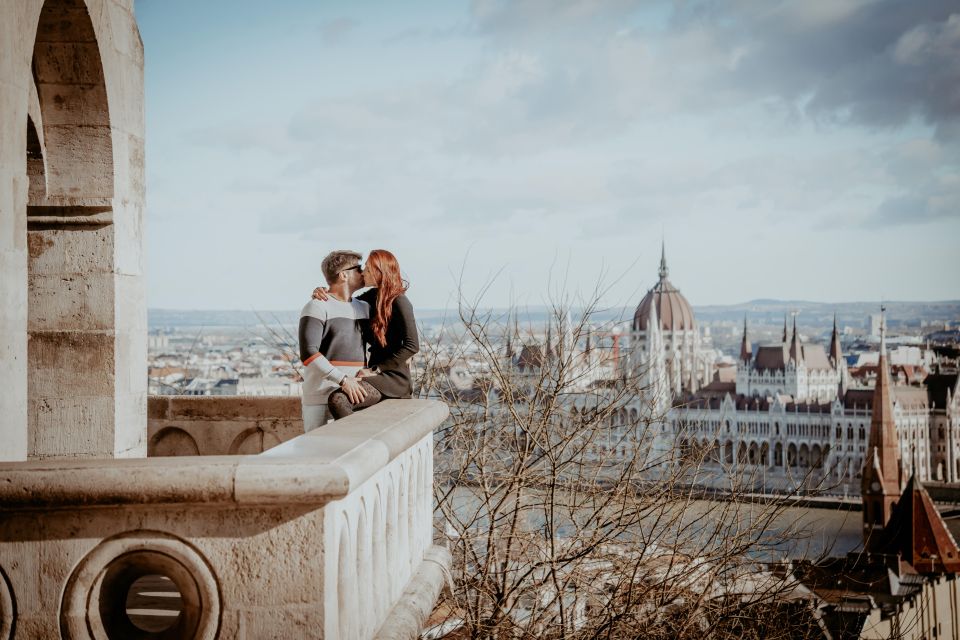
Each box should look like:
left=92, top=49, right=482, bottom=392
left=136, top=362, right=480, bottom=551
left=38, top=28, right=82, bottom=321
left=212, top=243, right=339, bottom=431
left=359, top=290, right=419, bottom=398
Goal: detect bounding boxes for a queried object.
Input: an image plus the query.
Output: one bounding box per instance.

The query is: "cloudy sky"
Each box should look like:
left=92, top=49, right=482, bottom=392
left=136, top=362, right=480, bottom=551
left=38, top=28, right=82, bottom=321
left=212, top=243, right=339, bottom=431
left=136, top=0, right=959, bottom=310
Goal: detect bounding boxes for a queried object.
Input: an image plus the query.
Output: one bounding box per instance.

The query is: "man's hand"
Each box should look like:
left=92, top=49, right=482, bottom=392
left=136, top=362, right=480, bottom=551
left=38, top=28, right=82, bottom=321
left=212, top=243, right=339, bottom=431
left=313, top=287, right=330, bottom=301
left=340, top=376, right=366, bottom=404
left=357, top=367, right=377, bottom=378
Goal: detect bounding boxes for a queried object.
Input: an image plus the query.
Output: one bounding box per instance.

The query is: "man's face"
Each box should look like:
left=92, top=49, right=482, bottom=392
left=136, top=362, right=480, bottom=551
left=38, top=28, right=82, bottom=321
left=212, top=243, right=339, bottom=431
left=344, top=262, right=364, bottom=292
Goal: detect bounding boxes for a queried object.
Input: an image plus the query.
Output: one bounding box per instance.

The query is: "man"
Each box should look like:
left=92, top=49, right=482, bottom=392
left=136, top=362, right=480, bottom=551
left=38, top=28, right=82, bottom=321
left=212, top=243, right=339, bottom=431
left=299, top=250, right=370, bottom=432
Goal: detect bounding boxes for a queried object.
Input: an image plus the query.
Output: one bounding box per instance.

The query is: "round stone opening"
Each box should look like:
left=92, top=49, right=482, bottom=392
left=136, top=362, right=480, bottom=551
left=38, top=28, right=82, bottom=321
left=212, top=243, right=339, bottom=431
left=98, top=551, right=200, bottom=640
left=125, top=574, right=183, bottom=633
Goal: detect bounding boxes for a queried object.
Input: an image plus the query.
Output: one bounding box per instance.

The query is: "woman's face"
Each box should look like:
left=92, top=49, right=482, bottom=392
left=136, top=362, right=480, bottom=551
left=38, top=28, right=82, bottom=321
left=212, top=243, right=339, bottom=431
left=363, top=262, right=379, bottom=288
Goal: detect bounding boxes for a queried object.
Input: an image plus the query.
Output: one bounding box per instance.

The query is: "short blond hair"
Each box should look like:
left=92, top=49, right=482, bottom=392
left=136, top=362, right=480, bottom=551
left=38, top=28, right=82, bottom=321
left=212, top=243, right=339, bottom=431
left=321, top=250, right=362, bottom=285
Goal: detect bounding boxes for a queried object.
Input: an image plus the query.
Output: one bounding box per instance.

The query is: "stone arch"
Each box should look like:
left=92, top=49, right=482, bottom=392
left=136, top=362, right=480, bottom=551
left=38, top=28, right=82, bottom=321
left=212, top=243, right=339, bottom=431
left=787, top=443, right=797, bottom=467
left=26, top=114, right=46, bottom=202
left=811, top=444, right=823, bottom=469
left=737, top=442, right=747, bottom=464
left=31, top=0, right=114, bottom=200
left=799, top=443, right=810, bottom=468
left=760, top=442, right=769, bottom=466
left=0, top=564, right=13, bottom=640
left=228, top=426, right=281, bottom=455
left=774, top=442, right=783, bottom=467
left=748, top=441, right=758, bottom=465
left=26, top=0, right=133, bottom=460
left=396, top=463, right=410, bottom=579
left=371, top=489, right=387, bottom=622
left=406, top=458, right=419, bottom=570
left=724, top=440, right=733, bottom=464
left=385, top=477, right=399, bottom=601
left=150, top=427, right=199, bottom=457
left=337, top=515, right=355, bottom=640
left=356, top=500, right=373, bottom=638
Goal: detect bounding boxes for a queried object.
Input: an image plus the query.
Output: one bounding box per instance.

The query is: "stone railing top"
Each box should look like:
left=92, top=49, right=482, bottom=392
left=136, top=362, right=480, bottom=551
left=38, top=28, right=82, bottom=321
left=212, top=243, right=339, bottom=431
left=0, top=399, right=448, bottom=511
left=148, top=395, right=302, bottom=420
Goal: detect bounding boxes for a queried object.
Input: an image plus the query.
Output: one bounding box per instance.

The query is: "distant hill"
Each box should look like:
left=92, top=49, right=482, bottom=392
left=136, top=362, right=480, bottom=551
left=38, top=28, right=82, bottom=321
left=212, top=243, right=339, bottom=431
left=149, top=299, right=959, bottom=332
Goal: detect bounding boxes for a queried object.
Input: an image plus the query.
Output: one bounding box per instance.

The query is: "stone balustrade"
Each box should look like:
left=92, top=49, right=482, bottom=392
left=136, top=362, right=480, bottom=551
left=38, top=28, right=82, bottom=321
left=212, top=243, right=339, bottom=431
left=148, top=396, right=304, bottom=456
left=0, top=399, right=450, bottom=639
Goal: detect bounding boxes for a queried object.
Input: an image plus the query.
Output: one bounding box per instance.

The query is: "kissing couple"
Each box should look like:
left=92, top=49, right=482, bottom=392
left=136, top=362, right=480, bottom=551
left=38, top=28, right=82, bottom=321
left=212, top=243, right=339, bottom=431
left=298, top=249, right=418, bottom=431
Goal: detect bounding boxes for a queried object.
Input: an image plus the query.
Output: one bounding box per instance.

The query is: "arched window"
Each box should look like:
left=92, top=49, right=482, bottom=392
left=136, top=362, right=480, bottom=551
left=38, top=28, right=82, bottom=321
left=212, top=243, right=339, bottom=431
left=788, top=443, right=797, bottom=468
left=774, top=443, right=783, bottom=467
left=811, top=444, right=823, bottom=469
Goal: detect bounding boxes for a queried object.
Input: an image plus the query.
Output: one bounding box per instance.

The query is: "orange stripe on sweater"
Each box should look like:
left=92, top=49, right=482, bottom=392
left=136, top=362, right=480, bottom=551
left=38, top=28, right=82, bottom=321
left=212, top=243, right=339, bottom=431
left=303, top=353, right=364, bottom=368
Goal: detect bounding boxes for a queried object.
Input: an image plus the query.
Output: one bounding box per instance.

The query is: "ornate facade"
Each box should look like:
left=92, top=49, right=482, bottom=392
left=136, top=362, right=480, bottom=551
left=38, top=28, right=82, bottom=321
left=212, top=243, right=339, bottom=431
left=667, top=314, right=947, bottom=495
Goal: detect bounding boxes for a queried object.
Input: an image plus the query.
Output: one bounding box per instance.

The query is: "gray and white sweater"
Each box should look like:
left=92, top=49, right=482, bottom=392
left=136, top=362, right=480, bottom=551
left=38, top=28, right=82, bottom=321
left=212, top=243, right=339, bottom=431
left=298, top=297, right=370, bottom=405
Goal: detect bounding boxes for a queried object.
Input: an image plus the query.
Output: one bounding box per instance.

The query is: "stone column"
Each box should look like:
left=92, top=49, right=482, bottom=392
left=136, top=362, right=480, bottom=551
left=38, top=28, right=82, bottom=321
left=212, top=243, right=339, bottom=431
left=0, top=2, right=41, bottom=461
left=25, top=0, right=146, bottom=459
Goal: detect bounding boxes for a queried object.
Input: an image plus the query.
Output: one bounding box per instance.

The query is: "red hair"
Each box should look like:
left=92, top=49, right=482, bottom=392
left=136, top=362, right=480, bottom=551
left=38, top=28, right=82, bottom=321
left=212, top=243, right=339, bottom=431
left=366, top=249, right=408, bottom=347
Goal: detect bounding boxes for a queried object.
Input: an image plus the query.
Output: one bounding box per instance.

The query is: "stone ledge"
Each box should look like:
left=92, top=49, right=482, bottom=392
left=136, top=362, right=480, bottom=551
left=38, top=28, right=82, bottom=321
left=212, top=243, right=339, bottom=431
left=148, top=395, right=301, bottom=420
left=375, top=545, right=452, bottom=640
left=0, top=399, right=448, bottom=510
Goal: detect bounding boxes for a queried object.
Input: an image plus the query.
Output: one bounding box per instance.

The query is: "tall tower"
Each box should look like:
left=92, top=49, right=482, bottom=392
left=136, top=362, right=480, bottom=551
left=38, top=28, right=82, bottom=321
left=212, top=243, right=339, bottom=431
left=739, top=316, right=751, bottom=363
left=862, top=309, right=903, bottom=550
left=830, top=314, right=848, bottom=395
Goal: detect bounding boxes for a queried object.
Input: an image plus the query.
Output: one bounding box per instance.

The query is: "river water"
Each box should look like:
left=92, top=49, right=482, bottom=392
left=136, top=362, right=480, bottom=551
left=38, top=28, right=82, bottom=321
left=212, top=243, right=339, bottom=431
left=440, top=486, right=867, bottom=561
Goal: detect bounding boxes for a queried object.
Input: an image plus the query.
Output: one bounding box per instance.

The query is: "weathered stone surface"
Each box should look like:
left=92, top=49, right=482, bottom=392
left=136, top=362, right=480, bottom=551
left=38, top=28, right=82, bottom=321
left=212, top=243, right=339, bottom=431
left=26, top=225, right=113, bottom=275
left=28, top=394, right=115, bottom=458
left=27, top=273, right=116, bottom=330
left=27, top=330, right=115, bottom=396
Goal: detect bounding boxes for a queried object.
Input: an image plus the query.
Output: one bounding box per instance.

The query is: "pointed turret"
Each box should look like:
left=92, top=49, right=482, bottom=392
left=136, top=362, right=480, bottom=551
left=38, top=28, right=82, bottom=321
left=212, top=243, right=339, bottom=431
left=788, top=315, right=802, bottom=363
left=862, top=307, right=904, bottom=549
left=829, top=313, right=842, bottom=366
left=782, top=315, right=788, bottom=343
left=739, top=315, right=751, bottom=362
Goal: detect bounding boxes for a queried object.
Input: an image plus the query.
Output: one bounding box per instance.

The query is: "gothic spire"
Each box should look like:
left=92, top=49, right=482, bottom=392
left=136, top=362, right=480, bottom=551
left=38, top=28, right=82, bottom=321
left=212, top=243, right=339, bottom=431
left=782, top=315, right=788, bottom=343
left=862, top=304, right=903, bottom=547
left=789, top=314, right=801, bottom=363
left=830, top=313, right=842, bottom=365
left=739, top=315, right=751, bottom=362
left=658, top=240, right=668, bottom=281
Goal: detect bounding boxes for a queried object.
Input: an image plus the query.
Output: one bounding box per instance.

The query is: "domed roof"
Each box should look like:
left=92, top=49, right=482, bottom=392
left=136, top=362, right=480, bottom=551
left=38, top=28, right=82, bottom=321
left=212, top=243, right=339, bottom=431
left=633, top=245, right=696, bottom=333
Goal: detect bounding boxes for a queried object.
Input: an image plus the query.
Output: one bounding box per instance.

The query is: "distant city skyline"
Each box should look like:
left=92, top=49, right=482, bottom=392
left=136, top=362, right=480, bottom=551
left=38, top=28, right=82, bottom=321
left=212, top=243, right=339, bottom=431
left=138, top=0, right=960, bottom=310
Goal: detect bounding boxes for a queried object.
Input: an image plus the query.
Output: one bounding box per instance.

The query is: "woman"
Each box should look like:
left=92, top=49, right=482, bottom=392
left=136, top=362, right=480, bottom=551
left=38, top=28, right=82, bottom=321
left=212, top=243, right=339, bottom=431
left=323, top=249, right=419, bottom=418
